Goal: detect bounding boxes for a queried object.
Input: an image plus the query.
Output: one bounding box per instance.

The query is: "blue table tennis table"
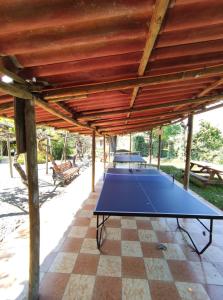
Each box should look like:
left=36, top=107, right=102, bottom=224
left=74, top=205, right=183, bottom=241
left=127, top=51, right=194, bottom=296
left=94, top=168, right=223, bottom=255
left=113, top=153, right=146, bottom=168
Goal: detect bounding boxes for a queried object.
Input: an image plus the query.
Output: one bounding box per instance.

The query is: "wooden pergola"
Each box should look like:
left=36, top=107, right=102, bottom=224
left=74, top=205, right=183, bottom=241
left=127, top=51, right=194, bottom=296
left=0, top=1, right=223, bottom=299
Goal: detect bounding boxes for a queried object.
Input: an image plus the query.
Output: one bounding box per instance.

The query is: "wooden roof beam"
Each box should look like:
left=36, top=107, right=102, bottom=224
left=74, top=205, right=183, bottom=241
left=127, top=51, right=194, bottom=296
left=129, top=0, right=170, bottom=114
left=90, top=107, right=197, bottom=126
left=99, top=117, right=178, bottom=133
left=0, top=102, right=13, bottom=111
left=77, top=93, right=223, bottom=120
left=0, top=81, right=100, bottom=135
left=44, top=65, right=223, bottom=99
left=197, top=78, right=223, bottom=97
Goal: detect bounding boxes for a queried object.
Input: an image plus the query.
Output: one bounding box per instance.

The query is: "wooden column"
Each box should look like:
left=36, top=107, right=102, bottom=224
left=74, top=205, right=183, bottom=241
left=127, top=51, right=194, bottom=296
left=103, top=135, right=106, bottom=170
left=184, top=115, right=194, bottom=190
left=0, top=140, right=3, bottom=157
left=25, top=99, right=40, bottom=300
left=24, top=153, right=28, bottom=174
left=46, top=138, right=49, bottom=174
left=7, top=135, right=13, bottom=177
left=61, top=131, right=68, bottom=163
left=108, top=137, right=111, bottom=163
left=92, top=130, right=96, bottom=192
left=129, top=134, right=132, bottom=152
left=149, top=130, right=153, bottom=164
left=157, top=128, right=162, bottom=170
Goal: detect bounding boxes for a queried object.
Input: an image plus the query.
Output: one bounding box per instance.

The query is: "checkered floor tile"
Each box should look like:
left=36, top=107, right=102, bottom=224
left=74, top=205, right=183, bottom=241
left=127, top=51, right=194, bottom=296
left=39, top=179, right=223, bottom=300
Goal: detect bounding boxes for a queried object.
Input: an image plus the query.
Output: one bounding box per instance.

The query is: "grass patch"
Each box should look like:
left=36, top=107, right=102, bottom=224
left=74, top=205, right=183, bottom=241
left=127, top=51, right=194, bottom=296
left=159, top=164, right=223, bottom=210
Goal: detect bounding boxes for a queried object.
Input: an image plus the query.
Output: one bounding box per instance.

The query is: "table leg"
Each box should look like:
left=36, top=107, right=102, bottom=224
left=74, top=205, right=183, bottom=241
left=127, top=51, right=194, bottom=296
left=176, top=218, right=213, bottom=255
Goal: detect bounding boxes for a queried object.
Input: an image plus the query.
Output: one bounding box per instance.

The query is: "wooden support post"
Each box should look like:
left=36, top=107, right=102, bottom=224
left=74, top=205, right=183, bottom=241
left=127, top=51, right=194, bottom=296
left=92, top=130, right=96, bottom=192
left=61, top=131, right=68, bottom=163
left=24, top=153, right=28, bottom=174
left=0, top=140, right=3, bottom=157
left=103, top=135, right=106, bottom=170
left=149, top=130, right=153, bottom=164
left=108, top=137, right=111, bottom=163
left=184, top=115, right=194, bottom=190
left=157, top=128, right=162, bottom=170
left=7, top=135, right=13, bottom=177
left=129, top=134, right=132, bottom=152
left=25, top=99, right=40, bottom=300
left=46, top=138, right=49, bottom=174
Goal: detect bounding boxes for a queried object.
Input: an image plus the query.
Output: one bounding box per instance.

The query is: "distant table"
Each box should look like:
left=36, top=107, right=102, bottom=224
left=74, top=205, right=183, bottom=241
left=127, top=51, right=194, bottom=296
left=94, top=168, right=223, bottom=254
left=113, top=153, right=146, bottom=168
left=190, top=160, right=223, bottom=184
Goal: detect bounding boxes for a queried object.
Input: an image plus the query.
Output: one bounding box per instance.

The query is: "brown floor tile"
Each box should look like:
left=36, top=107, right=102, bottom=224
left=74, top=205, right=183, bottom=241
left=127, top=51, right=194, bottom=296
left=149, top=280, right=180, bottom=300
left=101, top=240, right=121, bottom=256
left=73, top=253, right=99, bottom=275
left=122, top=256, right=147, bottom=279
left=82, top=204, right=95, bottom=211
left=86, top=227, right=96, bottom=238
left=39, top=273, right=69, bottom=300
left=73, top=217, right=90, bottom=226
left=156, top=231, right=177, bottom=244
left=136, top=219, right=152, bottom=229
left=59, top=237, right=83, bottom=253
left=168, top=260, right=199, bottom=283
left=92, top=276, right=121, bottom=300
left=204, top=284, right=223, bottom=300
left=106, top=218, right=121, bottom=228
left=121, top=229, right=138, bottom=241
left=141, top=242, right=164, bottom=258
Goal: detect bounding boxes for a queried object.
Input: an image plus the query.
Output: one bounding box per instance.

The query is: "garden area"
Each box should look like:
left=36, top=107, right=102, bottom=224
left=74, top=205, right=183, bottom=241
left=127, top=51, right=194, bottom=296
left=132, top=121, right=223, bottom=210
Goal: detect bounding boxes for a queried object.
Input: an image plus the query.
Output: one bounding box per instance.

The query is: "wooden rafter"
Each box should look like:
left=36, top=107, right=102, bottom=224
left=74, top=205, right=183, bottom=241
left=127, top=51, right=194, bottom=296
left=0, top=102, right=13, bottom=111
left=44, top=65, right=223, bottom=99
left=98, top=117, right=180, bottom=133
left=129, top=0, right=170, bottom=112
left=77, top=93, right=223, bottom=120
left=0, top=80, right=100, bottom=134
left=197, top=77, right=223, bottom=97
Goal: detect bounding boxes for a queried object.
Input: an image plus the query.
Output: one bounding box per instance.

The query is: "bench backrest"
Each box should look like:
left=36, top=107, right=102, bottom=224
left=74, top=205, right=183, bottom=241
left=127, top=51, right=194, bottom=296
left=52, top=161, right=72, bottom=173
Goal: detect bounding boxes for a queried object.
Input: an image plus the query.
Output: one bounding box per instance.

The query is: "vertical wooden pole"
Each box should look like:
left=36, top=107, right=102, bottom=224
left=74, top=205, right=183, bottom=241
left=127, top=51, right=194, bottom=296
left=0, top=140, right=3, bottom=157
left=45, top=139, right=48, bottom=174
left=108, top=137, right=111, bottom=163
left=184, top=115, right=194, bottom=190
left=61, top=132, right=68, bottom=163
left=24, top=153, right=28, bottom=174
left=149, top=130, right=153, bottom=164
left=157, top=128, right=162, bottom=170
left=103, top=135, right=106, bottom=170
left=92, top=130, right=96, bottom=192
left=129, top=134, right=132, bottom=153
left=7, top=135, right=13, bottom=177
left=25, top=99, right=40, bottom=300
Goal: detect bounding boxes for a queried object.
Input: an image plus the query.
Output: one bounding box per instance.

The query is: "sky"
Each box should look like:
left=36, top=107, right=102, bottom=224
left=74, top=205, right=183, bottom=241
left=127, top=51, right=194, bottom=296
left=193, top=107, right=223, bottom=133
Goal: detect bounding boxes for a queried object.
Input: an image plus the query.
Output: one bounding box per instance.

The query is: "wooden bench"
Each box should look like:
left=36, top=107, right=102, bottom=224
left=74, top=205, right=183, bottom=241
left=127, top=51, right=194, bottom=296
left=51, top=161, right=80, bottom=185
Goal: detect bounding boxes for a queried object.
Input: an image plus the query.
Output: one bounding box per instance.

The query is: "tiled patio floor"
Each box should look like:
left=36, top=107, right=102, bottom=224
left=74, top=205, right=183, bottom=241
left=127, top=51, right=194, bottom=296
left=39, top=179, right=223, bottom=300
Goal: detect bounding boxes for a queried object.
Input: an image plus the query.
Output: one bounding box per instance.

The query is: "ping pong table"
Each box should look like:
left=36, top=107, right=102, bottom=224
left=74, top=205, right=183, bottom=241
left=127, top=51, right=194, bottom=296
left=113, top=153, right=146, bottom=168
left=94, top=168, right=223, bottom=255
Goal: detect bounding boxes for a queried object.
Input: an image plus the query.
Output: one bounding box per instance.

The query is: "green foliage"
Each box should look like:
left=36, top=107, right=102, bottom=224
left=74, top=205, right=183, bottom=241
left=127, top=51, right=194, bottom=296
left=149, top=124, right=182, bottom=158
left=133, top=135, right=148, bottom=156
left=192, top=121, right=223, bottom=162
left=17, top=152, right=46, bottom=164
left=51, top=139, right=72, bottom=160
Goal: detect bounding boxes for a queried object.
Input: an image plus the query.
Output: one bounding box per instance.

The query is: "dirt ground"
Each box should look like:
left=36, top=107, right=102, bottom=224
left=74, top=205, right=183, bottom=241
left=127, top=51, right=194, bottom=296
left=0, top=159, right=90, bottom=242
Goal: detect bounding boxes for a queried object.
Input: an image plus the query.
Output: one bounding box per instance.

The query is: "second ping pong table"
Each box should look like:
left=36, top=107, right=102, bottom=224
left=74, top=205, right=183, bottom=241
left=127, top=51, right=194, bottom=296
left=94, top=168, right=223, bottom=255
left=113, top=153, right=147, bottom=168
